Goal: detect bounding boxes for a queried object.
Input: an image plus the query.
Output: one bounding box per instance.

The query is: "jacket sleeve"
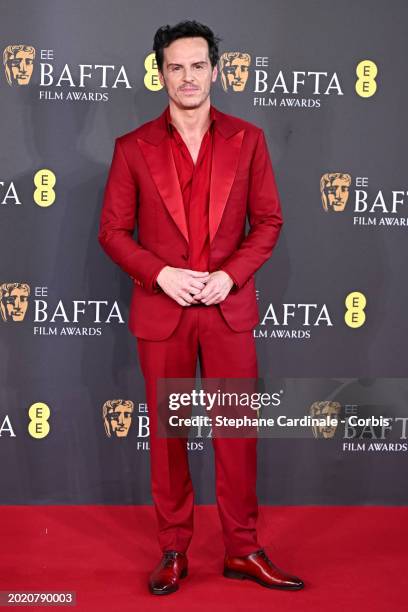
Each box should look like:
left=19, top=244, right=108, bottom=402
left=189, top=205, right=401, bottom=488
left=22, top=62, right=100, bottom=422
left=218, top=129, right=284, bottom=290
left=98, top=138, right=167, bottom=294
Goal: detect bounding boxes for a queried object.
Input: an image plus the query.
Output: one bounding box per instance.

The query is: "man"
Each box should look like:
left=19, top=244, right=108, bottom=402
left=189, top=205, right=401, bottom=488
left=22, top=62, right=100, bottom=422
left=98, top=20, right=304, bottom=595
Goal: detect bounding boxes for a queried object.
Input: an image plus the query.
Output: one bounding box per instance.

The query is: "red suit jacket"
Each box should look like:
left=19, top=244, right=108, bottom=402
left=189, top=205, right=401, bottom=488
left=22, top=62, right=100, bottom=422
left=98, top=105, right=283, bottom=340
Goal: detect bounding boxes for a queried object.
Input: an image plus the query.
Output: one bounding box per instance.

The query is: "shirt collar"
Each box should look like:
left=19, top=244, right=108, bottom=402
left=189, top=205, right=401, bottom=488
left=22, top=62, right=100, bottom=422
left=165, top=104, right=216, bottom=135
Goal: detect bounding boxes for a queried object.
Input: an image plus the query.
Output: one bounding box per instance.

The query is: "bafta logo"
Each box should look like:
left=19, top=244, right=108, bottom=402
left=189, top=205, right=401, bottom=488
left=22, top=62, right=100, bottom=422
left=103, top=399, right=134, bottom=438
left=3, top=44, right=35, bottom=86
left=320, top=173, right=351, bottom=212
left=0, top=283, right=30, bottom=322
left=309, top=401, right=341, bottom=439
left=219, top=52, right=251, bottom=92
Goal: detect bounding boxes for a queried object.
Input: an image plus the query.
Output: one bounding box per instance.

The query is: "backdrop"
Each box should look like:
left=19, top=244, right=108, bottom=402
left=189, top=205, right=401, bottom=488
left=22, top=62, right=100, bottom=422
left=1, top=0, right=407, bottom=505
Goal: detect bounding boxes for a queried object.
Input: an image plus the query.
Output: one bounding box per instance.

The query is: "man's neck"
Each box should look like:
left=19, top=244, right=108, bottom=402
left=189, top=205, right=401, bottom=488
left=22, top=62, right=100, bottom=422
left=168, top=100, right=212, bottom=141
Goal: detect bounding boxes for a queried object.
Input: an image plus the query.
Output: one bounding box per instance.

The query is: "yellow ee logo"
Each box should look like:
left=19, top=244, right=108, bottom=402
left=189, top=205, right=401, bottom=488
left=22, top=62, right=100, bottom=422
left=144, top=52, right=163, bottom=91
left=344, top=291, right=366, bottom=328
left=28, top=402, right=50, bottom=438
left=355, top=60, right=377, bottom=98
left=34, top=169, right=56, bottom=207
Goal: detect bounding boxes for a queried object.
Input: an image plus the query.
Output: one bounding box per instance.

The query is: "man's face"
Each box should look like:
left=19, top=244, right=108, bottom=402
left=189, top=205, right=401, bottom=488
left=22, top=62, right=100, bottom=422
left=326, top=178, right=350, bottom=212
left=225, top=57, right=249, bottom=91
left=107, top=404, right=133, bottom=437
left=8, top=50, right=34, bottom=85
left=2, top=288, right=29, bottom=321
left=158, top=37, right=217, bottom=109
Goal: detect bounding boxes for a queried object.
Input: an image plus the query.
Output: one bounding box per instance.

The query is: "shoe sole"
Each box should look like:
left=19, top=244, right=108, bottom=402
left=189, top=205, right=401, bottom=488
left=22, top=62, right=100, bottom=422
left=149, top=567, right=188, bottom=595
left=223, top=568, right=304, bottom=590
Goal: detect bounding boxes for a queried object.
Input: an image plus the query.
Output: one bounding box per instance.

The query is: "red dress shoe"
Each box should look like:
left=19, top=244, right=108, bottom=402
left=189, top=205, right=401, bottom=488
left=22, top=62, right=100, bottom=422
left=223, top=548, right=304, bottom=590
left=148, top=550, right=188, bottom=595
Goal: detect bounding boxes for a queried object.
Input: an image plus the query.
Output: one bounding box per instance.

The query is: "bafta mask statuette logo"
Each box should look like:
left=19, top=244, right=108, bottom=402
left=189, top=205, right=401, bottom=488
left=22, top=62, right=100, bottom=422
left=103, top=399, right=134, bottom=438
left=0, top=283, right=30, bottom=322
left=3, top=44, right=35, bottom=86
left=219, top=51, right=251, bottom=92
left=309, top=401, right=342, bottom=439
left=320, top=173, right=351, bottom=212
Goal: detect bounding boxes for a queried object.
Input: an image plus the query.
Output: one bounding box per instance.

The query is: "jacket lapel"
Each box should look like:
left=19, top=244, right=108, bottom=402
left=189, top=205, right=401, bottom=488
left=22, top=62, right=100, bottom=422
left=209, top=124, right=244, bottom=244
left=137, top=134, right=189, bottom=244
left=136, top=104, right=244, bottom=246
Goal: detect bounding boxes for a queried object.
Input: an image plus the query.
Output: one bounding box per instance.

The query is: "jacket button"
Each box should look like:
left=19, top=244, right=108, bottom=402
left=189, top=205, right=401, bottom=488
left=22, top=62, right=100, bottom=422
left=181, top=254, right=188, bottom=260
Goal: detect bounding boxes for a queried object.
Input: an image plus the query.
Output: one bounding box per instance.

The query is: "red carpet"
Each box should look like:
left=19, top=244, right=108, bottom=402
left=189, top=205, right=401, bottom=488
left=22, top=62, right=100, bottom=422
left=0, top=505, right=405, bottom=611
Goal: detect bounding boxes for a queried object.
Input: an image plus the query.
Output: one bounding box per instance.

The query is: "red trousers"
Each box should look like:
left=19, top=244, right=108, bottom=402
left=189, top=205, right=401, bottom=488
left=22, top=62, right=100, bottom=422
left=136, top=303, right=260, bottom=556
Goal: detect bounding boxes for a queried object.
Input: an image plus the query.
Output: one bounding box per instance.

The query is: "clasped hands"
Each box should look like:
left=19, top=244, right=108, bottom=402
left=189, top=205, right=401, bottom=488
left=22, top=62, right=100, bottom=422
left=156, top=266, right=234, bottom=307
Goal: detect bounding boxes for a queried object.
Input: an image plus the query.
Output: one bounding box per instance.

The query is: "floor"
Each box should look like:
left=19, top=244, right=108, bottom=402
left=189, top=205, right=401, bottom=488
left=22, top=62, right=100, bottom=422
left=0, top=505, right=405, bottom=611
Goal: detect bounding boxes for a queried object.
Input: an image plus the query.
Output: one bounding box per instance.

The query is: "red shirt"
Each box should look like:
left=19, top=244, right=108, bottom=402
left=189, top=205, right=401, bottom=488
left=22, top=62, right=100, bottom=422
left=152, top=105, right=238, bottom=292
left=165, top=104, right=215, bottom=272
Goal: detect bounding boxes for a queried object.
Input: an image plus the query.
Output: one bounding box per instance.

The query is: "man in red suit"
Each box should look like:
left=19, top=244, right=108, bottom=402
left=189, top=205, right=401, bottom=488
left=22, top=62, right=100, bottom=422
left=98, top=20, right=304, bottom=595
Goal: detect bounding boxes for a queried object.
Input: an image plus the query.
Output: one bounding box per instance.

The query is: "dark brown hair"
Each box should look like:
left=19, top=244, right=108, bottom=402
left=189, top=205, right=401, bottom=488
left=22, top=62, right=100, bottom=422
left=153, top=20, right=222, bottom=72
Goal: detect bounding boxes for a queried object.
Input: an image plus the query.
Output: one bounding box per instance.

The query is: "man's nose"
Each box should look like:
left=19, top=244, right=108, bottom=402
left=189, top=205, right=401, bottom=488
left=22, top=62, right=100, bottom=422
left=183, top=69, right=196, bottom=81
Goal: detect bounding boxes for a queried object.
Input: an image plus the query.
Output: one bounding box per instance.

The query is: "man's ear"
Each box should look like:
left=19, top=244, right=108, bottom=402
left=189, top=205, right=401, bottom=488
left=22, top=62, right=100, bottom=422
left=158, top=70, right=165, bottom=87
left=212, top=64, right=218, bottom=82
